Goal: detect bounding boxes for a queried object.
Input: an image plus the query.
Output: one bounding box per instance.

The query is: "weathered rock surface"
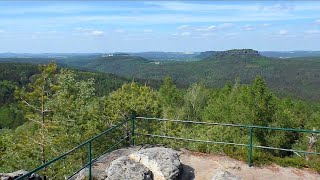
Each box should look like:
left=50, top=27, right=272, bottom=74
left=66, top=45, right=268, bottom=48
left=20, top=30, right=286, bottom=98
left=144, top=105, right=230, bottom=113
left=106, top=156, right=153, bottom=180
left=212, top=170, right=242, bottom=180
left=0, top=170, right=27, bottom=180
left=129, top=147, right=181, bottom=180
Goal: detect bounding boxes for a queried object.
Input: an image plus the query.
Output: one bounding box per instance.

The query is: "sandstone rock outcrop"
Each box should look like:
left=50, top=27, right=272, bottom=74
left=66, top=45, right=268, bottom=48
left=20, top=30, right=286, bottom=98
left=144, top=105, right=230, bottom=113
left=129, top=147, right=181, bottom=180
left=105, top=147, right=181, bottom=180
left=106, top=156, right=153, bottom=180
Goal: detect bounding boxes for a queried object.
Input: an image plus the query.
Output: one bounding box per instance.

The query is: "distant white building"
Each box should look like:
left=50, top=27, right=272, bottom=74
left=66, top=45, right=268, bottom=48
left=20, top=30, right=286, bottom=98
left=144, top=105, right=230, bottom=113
left=102, top=54, right=114, bottom=57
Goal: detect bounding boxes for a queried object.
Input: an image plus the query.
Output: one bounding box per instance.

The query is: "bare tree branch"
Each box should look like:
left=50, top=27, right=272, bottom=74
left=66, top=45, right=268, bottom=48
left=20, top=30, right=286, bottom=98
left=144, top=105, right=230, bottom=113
left=27, top=117, right=42, bottom=125
left=21, top=98, right=42, bottom=112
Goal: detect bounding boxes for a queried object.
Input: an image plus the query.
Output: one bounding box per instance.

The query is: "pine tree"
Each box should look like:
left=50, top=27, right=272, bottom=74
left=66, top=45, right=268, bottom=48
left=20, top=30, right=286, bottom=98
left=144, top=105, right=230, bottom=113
left=16, top=63, right=58, bottom=171
left=159, top=76, right=183, bottom=119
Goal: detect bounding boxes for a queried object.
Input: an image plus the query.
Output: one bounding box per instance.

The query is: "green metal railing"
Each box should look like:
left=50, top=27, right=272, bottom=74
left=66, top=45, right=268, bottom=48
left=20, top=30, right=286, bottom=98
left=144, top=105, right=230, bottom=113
left=16, top=117, right=135, bottom=180
left=15, top=116, right=320, bottom=179
left=135, top=117, right=320, bottom=167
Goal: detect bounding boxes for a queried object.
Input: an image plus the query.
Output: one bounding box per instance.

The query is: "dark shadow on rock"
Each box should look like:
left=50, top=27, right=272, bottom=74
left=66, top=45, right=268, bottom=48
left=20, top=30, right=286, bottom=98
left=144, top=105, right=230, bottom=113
left=179, top=163, right=195, bottom=180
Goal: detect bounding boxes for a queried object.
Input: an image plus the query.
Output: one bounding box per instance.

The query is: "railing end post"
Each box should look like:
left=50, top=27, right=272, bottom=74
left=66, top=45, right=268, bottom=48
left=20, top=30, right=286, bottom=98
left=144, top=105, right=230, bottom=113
left=131, top=112, right=136, bottom=146
left=88, top=141, right=92, bottom=180
left=248, top=127, right=253, bottom=167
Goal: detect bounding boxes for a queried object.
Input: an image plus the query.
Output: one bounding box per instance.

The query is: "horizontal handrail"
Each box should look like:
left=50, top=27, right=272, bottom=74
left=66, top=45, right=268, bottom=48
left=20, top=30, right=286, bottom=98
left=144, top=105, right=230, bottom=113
left=136, top=116, right=320, bottom=167
left=136, top=117, right=320, bottom=133
left=140, top=133, right=320, bottom=155
left=255, top=145, right=320, bottom=155
left=16, top=119, right=130, bottom=180
left=142, top=133, right=248, bottom=147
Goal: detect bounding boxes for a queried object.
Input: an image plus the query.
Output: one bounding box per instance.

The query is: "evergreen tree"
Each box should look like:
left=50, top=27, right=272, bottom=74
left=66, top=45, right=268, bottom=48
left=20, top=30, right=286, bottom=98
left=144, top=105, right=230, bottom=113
left=159, top=76, right=183, bottom=119
left=16, top=63, right=58, bottom=167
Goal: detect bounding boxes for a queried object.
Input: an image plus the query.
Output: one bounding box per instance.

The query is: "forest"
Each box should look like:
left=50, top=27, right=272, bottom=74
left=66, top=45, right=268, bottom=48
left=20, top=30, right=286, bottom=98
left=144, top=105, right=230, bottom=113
left=82, top=51, right=320, bottom=101
left=0, top=61, right=320, bottom=177
left=1, top=49, right=320, bottom=101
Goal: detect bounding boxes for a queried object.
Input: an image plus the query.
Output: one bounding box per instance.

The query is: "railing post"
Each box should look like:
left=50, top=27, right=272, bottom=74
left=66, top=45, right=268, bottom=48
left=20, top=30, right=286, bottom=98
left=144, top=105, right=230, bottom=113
left=248, top=127, right=253, bottom=167
left=131, top=114, right=135, bottom=146
left=88, top=141, right=92, bottom=180
left=126, top=119, right=130, bottom=147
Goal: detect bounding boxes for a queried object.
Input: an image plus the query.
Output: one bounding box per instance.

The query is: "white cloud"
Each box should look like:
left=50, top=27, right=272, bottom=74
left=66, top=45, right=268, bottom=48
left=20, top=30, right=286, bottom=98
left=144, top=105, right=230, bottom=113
left=90, top=30, right=104, bottom=36
left=0, top=2, right=295, bottom=16
left=177, top=25, right=189, bottom=30
left=196, top=25, right=216, bottom=32
left=315, top=19, right=320, bottom=25
left=292, top=4, right=320, bottom=11
left=0, top=5, right=88, bottom=15
left=74, top=27, right=104, bottom=36
left=244, top=27, right=254, bottom=31
left=259, top=4, right=293, bottom=12
left=0, top=29, right=5, bottom=33
left=2, top=2, right=320, bottom=28
left=188, top=23, right=234, bottom=33
left=278, top=29, right=288, bottom=36
left=146, top=2, right=259, bottom=12
left=175, top=24, right=233, bottom=36
left=207, top=25, right=216, bottom=30
left=305, top=30, right=320, bottom=34
left=1, top=11, right=317, bottom=27
left=181, top=32, right=191, bottom=36
left=0, top=4, right=158, bottom=15
left=243, top=25, right=255, bottom=31
left=172, top=32, right=196, bottom=37
left=146, top=1, right=320, bottom=13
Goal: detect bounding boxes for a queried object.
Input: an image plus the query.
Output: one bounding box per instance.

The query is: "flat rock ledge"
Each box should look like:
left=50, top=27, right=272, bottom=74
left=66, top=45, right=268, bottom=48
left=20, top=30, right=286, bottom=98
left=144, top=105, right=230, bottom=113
left=106, top=147, right=181, bottom=180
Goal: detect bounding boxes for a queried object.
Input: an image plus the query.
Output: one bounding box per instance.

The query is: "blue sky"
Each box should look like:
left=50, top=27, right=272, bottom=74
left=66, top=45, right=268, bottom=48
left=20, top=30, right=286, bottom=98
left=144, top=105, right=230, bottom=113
left=0, top=1, right=319, bottom=53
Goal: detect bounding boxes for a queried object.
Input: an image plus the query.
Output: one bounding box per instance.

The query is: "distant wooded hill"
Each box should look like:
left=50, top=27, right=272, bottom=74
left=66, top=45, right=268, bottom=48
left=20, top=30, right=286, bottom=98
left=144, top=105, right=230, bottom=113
left=1, top=49, right=320, bottom=100
left=81, top=52, right=320, bottom=101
